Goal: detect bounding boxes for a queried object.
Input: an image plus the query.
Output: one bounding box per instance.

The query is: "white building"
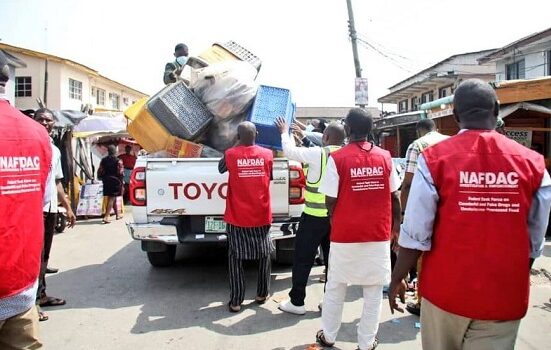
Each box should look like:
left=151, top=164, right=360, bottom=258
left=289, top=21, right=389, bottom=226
left=0, top=43, right=147, bottom=112
left=479, top=27, right=551, bottom=81
left=378, top=50, right=496, bottom=113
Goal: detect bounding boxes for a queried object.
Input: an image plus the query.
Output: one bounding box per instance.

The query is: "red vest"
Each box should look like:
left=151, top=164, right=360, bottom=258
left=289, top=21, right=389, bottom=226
left=0, top=100, right=52, bottom=299
left=422, top=130, right=545, bottom=320
left=224, top=145, right=273, bottom=227
left=330, top=142, right=393, bottom=242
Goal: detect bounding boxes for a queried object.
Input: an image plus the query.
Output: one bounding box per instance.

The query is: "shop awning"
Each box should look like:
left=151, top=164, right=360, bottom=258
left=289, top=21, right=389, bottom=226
left=73, top=114, right=128, bottom=138
left=374, top=111, right=426, bottom=130
left=499, top=102, right=551, bottom=119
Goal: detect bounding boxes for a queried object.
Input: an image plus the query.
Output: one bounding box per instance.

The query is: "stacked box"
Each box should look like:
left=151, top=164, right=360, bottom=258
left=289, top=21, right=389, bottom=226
left=147, top=81, right=214, bottom=141
left=247, top=85, right=295, bottom=150
left=199, top=41, right=261, bottom=72
left=165, top=136, right=203, bottom=158
left=127, top=104, right=170, bottom=153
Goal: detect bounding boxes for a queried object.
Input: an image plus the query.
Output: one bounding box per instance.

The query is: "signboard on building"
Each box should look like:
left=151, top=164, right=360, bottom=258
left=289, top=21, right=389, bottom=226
left=428, top=107, right=454, bottom=119
left=505, top=130, right=532, bottom=147
left=355, top=78, right=369, bottom=106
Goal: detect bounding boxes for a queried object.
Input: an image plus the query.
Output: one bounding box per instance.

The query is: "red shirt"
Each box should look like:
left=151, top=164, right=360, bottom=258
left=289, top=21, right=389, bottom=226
left=330, top=142, right=393, bottom=242
left=118, top=153, right=137, bottom=169
left=422, top=130, right=545, bottom=320
left=0, top=100, right=52, bottom=298
left=224, top=145, right=273, bottom=227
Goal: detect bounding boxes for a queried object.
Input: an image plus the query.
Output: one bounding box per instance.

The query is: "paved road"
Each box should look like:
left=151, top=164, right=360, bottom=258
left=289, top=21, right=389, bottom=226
left=40, top=210, right=551, bottom=349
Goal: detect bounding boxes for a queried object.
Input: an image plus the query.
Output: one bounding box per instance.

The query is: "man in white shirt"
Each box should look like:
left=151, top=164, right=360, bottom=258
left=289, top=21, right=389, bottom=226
left=274, top=117, right=345, bottom=315
left=33, top=108, right=76, bottom=319
left=316, top=108, right=401, bottom=350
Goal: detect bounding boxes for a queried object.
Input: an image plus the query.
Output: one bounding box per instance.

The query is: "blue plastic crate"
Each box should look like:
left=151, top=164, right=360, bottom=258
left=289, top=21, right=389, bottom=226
left=248, top=85, right=295, bottom=150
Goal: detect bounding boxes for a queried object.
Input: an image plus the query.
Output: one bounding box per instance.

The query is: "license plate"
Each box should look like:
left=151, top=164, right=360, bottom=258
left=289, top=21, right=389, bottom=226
left=205, top=216, right=226, bottom=233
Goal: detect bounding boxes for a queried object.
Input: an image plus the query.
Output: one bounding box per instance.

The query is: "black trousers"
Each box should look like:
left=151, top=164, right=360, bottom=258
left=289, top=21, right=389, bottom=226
left=289, top=213, right=330, bottom=307
left=228, top=254, right=271, bottom=307
left=37, top=212, right=57, bottom=300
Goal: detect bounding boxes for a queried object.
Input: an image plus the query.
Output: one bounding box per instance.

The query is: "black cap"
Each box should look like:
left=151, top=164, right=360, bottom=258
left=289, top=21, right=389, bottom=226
left=174, top=43, right=188, bottom=52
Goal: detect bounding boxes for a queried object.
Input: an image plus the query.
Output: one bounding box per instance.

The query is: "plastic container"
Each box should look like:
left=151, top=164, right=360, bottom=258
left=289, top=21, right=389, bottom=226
left=198, top=41, right=261, bottom=72
left=127, top=105, right=170, bottom=153
left=247, top=85, right=295, bottom=150
left=147, top=81, right=214, bottom=141
left=165, top=136, right=203, bottom=158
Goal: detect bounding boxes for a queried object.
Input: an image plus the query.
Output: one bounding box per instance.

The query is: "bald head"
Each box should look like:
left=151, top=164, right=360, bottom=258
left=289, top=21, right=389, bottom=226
left=237, top=121, right=257, bottom=145
left=453, top=79, right=499, bottom=130
left=322, top=122, right=346, bottom=146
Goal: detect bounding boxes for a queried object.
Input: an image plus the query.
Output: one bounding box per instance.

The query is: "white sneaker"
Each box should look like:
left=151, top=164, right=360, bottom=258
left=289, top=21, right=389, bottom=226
left=278, top=300, right=306, bottom=315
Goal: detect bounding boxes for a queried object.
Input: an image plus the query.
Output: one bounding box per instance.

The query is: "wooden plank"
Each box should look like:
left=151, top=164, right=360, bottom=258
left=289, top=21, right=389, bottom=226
left=496, top=79, right=551, bottom=104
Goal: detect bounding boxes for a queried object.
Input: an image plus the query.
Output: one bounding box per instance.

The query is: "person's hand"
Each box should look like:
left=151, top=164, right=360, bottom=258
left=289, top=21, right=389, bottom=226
left=391, top=224, right=400, bottom=252
left=274, top=117, right=289, bottom=134
left=388, top=278, right=407, bottom=314
left=66, top=209, right=77, bottom=228
left=175, top=67, right=183, bottom=76
left=291, top=123, right=305, bottom=139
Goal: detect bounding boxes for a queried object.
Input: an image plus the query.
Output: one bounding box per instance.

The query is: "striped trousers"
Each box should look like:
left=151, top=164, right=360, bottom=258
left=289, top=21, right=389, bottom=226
left=227, top=224, right=272, bottom=307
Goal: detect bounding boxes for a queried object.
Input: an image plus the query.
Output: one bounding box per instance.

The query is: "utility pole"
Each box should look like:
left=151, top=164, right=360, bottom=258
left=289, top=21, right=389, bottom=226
left=346, top=0, right=366, bottom=108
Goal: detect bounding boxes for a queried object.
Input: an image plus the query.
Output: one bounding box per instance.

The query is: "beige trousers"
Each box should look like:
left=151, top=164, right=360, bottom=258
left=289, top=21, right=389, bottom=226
left=0, top=306, right=42, bottom=350
left=421, top=298, right=520, bottom=350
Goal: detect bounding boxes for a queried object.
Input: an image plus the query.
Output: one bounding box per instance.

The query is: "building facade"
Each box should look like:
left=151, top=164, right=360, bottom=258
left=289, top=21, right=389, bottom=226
left=375, top=50, right=496, bottom=157
left=479, top=27, right=551, bottom=82
left=0, top=43, right=147, bottom=112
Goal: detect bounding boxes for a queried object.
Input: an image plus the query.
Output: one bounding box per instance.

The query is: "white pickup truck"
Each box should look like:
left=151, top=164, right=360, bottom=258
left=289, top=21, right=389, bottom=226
left=126, top=156, right=305, bottom=267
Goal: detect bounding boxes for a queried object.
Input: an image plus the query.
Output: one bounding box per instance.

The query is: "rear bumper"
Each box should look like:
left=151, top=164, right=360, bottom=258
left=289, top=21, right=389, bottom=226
left=127, top=216, right=300, bottom=244
left=127, top=223, right=179, bottom=244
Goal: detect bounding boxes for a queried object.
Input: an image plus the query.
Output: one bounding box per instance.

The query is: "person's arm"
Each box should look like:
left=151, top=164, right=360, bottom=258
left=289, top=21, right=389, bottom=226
left=319, top=157, right=339, bottom=216
left=528, top=170, right=551, bottom=268
left=276, top=117, right=321, bottom=163
left=218, top=155, right=228, bottom=174
left=56, top=180, right=76, bottom=228
left=305, top=131, right=324, bottom=147
left=400, top=143, right=419, bottom=212
left=389, top=160, right=402, bottom=239
left=389, top=155, right=438, bottom=313
left=163, top=62, right=177, bottom=85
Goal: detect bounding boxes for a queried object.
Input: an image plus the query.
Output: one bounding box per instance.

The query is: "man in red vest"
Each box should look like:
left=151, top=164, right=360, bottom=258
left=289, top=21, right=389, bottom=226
left=389, top=79, right=551, bottom=349
left=315, top=108, right=401, bottom=350
left=0, top=51, right=52, bottom=349
left=218, top=121, right=274, bottom=313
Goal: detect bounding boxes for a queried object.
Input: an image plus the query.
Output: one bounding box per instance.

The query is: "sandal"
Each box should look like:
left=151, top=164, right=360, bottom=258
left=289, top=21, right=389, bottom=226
left=116, top=215, right=124, bottom=220
left=102, top=220, right=111, bottom=224
left=38, top=310, right=49, bottom=322
left=316, top=330, right=335, bottom=347
left=255, top=295, right=270, bottom=304
left=406, top=302, right=421, bottom=316
left=355, top=337, right=378, bottom=350
left=228, top=302, right=241, bottom=313
left=39, top=296, right=66, bottom=307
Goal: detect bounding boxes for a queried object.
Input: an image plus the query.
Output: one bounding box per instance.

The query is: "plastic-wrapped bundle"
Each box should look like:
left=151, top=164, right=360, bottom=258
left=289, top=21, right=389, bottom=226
left=190, top=61, right=257, bottom=120
left=203, top=112, right=248, bottom=152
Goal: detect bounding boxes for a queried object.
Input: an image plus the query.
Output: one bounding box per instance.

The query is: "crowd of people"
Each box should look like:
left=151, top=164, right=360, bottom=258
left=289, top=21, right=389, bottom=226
left=220, top=79, right=550, bottom=350
left=1, top=40, right=550, bottom=349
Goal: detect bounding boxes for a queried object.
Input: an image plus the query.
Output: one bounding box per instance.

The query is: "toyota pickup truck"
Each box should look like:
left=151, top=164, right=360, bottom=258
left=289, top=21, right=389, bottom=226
left=127, top=156, right=305, bottom=267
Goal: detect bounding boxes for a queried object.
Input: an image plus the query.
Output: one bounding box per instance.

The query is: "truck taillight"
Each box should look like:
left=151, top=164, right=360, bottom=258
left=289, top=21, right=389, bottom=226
left=130, top=167, right=146, bottom=206
left=289, top=165, right=305, bottom=205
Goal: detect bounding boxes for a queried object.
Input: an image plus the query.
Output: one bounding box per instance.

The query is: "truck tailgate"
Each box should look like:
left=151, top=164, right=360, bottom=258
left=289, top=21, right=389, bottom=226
left=145, top=158, right=290, bottom=216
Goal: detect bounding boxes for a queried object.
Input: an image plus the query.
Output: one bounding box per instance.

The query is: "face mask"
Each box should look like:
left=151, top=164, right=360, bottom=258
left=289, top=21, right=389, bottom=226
left=176, top=56, right=189, bottom=67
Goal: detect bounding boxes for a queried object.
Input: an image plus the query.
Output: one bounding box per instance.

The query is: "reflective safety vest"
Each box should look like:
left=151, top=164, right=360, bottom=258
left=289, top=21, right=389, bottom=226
left=304, top=145, right=340, bottom=217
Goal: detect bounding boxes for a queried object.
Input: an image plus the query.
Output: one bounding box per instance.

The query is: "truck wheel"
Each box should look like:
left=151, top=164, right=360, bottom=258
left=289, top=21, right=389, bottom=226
left=274, top=237, right=295, bottom=265
left=147, top=245, right=176, bottom=267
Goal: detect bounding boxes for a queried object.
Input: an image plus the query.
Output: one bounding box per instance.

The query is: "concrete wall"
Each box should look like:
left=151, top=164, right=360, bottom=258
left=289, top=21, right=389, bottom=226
left=495, top=40, right=551, bottom=81
left=8, top=51, right=145, bottom=111
left=1, top=66, right=17, bottom=105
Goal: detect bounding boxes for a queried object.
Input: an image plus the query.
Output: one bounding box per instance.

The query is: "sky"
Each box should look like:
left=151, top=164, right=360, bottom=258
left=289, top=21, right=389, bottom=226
left=1, top=0, right=550, bottom=109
